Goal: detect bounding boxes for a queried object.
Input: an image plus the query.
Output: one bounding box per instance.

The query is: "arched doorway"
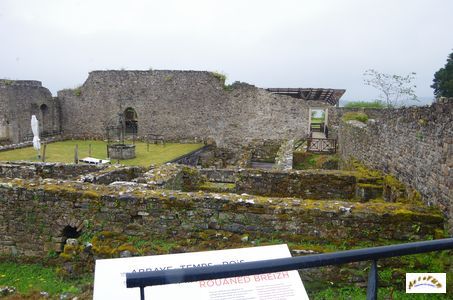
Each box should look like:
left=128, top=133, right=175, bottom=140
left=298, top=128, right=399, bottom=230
left=124, top=107, right=138, bottom=135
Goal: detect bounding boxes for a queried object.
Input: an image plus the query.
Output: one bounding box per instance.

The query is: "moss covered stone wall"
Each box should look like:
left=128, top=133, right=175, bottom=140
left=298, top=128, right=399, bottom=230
left=0, top=162, right=105, bottom=180
left=236, top=169, right=357, bottom=199
left=0, top=177, right=444, bottom=257
left=338, top=100, right=453, bottom=233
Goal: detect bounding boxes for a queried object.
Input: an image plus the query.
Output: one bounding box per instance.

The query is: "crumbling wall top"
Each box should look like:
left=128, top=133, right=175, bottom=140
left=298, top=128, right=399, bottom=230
left=0, top=79, right=42, bottom=88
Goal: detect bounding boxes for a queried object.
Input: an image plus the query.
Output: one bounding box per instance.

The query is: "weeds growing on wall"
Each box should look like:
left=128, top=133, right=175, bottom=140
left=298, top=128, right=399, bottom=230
left=211, top=71, right=227, bottom=83
left=73, top=87, right=82, bottom=97
left=1, top=79, right=14, bottom=86
left=210, top=71, right=233, bottom=91
left=342, top=112, right=369, bottom=123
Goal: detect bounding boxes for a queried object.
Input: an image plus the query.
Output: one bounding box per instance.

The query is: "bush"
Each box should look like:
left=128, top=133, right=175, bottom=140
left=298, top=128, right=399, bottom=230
left=73, top=87, right=82, bottom=97
left=342, top=112, right=369, bottom=123
left=211, top=71, right=227, bottom=84
left=344, top=100, right=385, bottom=109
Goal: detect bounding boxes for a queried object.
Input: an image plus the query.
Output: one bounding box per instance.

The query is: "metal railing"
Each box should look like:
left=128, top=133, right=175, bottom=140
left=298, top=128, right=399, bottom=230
left=126, top=238, right=453, bottom=300
left=307, top=138, right=337, bottom=153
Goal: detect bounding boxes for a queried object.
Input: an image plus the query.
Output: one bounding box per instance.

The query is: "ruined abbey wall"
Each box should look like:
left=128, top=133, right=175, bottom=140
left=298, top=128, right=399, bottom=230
left=0, top=80, right=60, bottom=144
left=338, top=100, right=453, bottom=232
left=0, top=175, right=443, bottom=257
left=57, top=70, right=326, bottom=147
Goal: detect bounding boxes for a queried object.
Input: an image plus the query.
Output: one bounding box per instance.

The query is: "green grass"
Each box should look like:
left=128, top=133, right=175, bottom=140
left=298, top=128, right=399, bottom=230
left=0, top=140, right=204, bottom=167
left=0, top=262, right=91, bottom=296
left=345, top=100, right=386, bottom=109
left=311, top=117, right=325, bottom=124
left=293, top=153, right=339, bottom=170
left=310, top=286, right=449, bottom=299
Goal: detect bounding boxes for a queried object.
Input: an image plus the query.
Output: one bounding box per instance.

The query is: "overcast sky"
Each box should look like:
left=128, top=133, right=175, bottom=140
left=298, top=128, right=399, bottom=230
left=1, top=0, right=452, bottom=102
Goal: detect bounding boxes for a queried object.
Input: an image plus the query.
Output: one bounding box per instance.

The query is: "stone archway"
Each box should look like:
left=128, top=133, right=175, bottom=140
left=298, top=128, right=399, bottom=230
left=124, top=107, right=138, bottom=135
left=52, top=218, right=84, bottom=252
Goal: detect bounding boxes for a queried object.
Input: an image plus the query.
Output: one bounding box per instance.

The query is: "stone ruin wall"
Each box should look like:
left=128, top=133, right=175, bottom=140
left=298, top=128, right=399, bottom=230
left=57, top=70, right=327, bottom=147
left=327, top=107, right=387, bottom=139
left=0, top=80, right=60, bottom=144
left=1, top=70, right=329, bottom=153
left=337, top=100, right=453, bottom=233
left=0, top=174, right=443, bottom=257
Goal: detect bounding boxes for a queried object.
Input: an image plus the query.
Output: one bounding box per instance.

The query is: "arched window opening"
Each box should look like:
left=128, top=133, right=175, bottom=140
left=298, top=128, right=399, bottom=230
left=40, top=104, right=48, bottom=114
left=124, top=107, right=138, bottom=135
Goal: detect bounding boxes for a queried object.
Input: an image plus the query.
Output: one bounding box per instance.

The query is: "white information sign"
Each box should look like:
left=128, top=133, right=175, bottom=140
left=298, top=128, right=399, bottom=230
left=94, top=244, right=309, bottom=300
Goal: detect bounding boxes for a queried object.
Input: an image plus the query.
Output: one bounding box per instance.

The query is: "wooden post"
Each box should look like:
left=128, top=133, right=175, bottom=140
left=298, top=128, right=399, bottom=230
left=147, top=141, right=149, bottom=152
left=106, top=144, right=109, bottom=158
left=42, top=143, right=47, bottom=162
left=89, top=143, right=92, bottom=157
left=74, top=144, right=79, bottom=164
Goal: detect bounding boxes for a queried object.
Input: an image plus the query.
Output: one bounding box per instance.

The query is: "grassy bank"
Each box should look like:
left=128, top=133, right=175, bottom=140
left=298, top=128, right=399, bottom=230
left=0, top=262, right=92, bottom=298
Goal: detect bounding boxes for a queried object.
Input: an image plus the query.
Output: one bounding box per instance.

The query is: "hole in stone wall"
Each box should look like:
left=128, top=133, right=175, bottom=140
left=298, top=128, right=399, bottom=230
left=62, top=225, right=80, bottom=240
left=58, top=225, right=81, bottom=252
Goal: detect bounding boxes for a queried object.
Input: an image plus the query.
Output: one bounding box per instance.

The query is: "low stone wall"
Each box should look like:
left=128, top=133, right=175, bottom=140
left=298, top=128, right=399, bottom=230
left=236, top=169, right=356, bottom=199
left=169, top=145, right=210, bottom=166
left=81, top=166, right=145, bottom=185
left=0, top=136, right=62, bottom=152
left=273, top=139, right=294, bottom=170
left=338, top=100, right=453, bottom=233
left=200, top=169, right=237, bottom=183
left=0, top=178, right=444, bottom=257
left=0, top=162, right=105, bottom=180
left=250, top=139, right=283, bottom=162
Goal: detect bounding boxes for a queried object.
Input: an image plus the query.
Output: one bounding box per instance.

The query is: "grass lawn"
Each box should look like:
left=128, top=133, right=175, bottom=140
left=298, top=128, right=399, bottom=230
left=0, top=262, right=92, bottom=297
left=310, top=117, right=325, bottom=124
left=0, top=140, right=204, bottom=167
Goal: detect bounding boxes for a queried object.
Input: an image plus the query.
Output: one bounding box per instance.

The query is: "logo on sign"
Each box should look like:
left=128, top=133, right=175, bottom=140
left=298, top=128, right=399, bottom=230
left=406, top=273, right=446, bottom=294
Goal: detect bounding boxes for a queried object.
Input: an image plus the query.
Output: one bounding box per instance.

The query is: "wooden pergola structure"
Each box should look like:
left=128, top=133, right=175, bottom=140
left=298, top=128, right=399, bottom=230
left=266, top=88, right=346, bottom=106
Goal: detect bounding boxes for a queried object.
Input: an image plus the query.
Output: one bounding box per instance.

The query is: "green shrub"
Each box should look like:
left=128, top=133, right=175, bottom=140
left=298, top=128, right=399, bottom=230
left=344, top=100, right=385, bottom=108
left=2, top=79, right=14, bottom=86
left=211, top=71, right=227, bottom=84
left=73, top=87, right=82, bottom=97
left=210, top=71, right=233, bottom=91
left=342, top=112, right=369, bottom=123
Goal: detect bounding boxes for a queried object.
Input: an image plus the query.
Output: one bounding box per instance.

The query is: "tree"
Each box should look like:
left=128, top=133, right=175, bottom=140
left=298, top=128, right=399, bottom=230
left=431, top=51, right=453, bottom=98
left=363, top=69, right=418, bottom=108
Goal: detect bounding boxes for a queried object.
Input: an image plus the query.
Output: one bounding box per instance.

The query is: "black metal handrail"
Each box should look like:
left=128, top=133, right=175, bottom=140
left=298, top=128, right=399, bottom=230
left=126, top=238, right=453, bottom=300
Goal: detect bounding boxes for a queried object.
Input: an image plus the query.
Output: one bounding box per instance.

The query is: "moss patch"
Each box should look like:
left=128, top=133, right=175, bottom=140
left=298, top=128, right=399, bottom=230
left=199, top=182, right=236, bottom=193
left=342, top=112, right=369, bottom=123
